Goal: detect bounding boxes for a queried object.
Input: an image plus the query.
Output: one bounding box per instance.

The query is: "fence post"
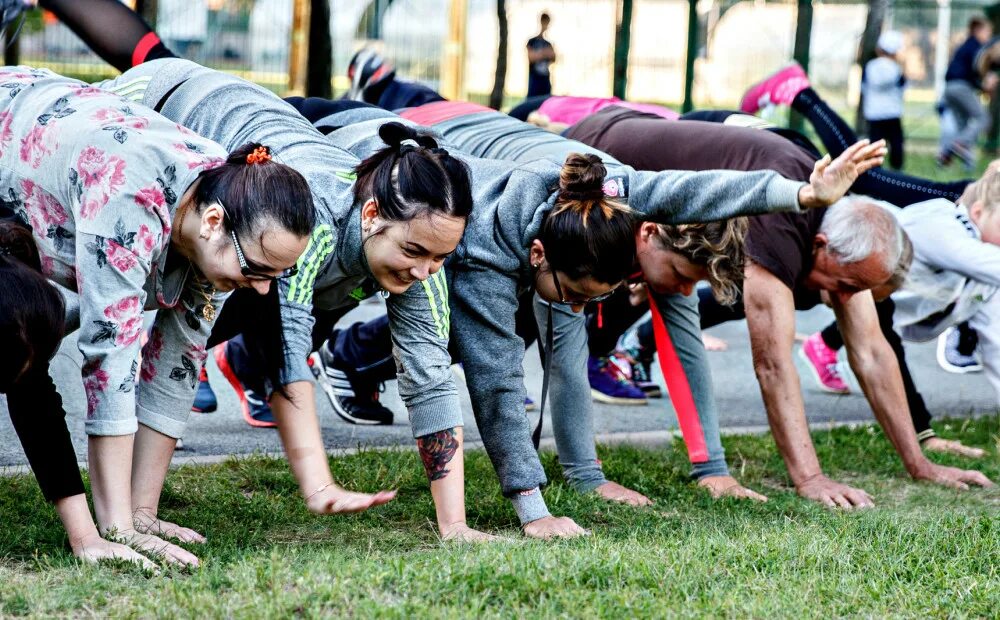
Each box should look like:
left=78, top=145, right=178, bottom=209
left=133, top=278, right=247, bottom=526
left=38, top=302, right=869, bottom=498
left=790, top=0, right=813, bottom=133
left=3, top=29, right=18, bottom=66
left=441, top=0, right=468, bottom=100
left=288, top=0, right=310, bottom=95
left=682, top=0, right=697, bottom=112
left=613, top=0, right=633, bottom=99
left=307, top=0, right=333, bottom=98
left=135, top=0, right=157, bottom=28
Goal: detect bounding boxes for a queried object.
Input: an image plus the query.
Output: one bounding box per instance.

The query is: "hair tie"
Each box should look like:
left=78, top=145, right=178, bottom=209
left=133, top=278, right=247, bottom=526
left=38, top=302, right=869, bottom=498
left=246, top=146, right=272, bottom=165
left=559, top=188, right=605, bottom=202
left=399, top=138, right=420, bottom=149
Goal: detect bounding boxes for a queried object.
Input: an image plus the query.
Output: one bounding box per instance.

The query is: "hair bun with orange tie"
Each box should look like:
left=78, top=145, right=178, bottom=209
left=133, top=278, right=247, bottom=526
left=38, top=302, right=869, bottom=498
left=246, top=145, right=272, bottom=165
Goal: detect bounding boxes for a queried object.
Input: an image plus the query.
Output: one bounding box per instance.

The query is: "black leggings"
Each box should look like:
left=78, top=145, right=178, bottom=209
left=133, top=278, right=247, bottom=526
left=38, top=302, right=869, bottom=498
left=792, top=87, right=970, bottom=205
left=698, top=288, right=934, bottom=438
left=40, top=0, right=175, bottom=72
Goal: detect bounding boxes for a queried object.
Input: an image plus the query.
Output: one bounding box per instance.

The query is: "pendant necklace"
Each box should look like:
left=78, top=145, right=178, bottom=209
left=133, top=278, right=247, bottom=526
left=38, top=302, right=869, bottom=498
left=173, top=200, right=218, bottom=321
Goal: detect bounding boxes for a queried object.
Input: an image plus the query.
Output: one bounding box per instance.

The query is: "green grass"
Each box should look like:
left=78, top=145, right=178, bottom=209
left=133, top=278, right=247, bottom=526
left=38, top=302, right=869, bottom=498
left=1, top=416, right=998, bottom=618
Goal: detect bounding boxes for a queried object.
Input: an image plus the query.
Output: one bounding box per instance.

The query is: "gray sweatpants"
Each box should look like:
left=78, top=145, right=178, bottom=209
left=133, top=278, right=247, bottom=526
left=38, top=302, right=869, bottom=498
left=942, top=80, right=988, bottom=150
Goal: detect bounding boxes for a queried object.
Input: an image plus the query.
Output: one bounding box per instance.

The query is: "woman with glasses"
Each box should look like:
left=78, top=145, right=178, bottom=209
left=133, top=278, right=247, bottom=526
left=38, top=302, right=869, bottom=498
left=0, top=65, right=314, bottom=566
left=318, top=100, right=884, bottom=539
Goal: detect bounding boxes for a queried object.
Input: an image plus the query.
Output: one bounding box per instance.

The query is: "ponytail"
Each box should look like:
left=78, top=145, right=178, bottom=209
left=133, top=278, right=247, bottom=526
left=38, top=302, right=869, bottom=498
left=540, top=153, right=637, bottom=285
left=353, top=122, right=473, bottom=223
left=194, top=142, right=316, bottom=400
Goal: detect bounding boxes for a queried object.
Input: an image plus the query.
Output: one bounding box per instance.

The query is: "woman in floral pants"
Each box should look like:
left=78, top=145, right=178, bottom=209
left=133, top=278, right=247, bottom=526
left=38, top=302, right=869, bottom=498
left=0, top=65, right=314, bottom=567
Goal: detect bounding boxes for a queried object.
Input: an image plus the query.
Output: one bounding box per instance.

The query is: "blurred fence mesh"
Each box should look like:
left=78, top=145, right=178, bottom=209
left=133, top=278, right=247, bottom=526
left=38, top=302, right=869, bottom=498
left=8, top=0, right=997, bottom=143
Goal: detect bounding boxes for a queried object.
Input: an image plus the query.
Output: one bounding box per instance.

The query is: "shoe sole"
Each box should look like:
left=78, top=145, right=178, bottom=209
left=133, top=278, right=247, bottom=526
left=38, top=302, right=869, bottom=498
left=638, top=386, right=663, bottom=399
left=191, top=404, right=218, bottom=413
left=797, top=347, right=850, bottom=394
left=936, top=334, right=984, bottom=374
left=590, top=389, right=647, bottom=405
left=312, top=351, right=388, bottom=425
left=213, top=345, right=277, bottom=429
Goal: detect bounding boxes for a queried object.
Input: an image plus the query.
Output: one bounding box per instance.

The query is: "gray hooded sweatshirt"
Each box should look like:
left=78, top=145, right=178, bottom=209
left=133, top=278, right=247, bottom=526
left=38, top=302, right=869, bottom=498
left=94, top=59, right=462, bottom=437
left=322, top=105, right=807, bottom=523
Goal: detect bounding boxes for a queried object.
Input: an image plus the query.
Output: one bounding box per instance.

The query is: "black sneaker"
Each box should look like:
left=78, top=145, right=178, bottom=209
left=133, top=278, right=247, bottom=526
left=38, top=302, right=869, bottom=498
left=312, top=341, right=394, bottom=425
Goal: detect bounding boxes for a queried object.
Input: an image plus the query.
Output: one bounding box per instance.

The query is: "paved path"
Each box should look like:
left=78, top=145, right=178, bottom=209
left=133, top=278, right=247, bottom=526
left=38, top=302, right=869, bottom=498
left=1, top=298, right=994, bottom=468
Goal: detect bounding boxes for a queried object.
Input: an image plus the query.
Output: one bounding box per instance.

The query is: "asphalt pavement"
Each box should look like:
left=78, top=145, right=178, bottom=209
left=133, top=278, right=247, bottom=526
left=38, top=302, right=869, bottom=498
left=0, top=297, right=995, bottom=469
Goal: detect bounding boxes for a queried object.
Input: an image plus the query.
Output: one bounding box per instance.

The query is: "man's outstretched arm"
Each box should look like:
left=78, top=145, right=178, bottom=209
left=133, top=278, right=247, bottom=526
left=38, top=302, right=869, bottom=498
left=833, top=291, right=995, bottom=490
left=743, top=263, right=875, bottom=508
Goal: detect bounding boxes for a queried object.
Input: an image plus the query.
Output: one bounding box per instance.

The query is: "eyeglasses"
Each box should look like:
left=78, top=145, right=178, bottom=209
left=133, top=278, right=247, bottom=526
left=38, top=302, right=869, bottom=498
left=218, top=201, right=298, bottom=281
left=549, top=268, right=618, bottom=305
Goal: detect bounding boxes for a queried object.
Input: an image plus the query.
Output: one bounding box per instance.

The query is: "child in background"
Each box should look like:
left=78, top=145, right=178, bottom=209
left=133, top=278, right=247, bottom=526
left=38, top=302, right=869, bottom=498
left=863, top=30, right=907, bottom=169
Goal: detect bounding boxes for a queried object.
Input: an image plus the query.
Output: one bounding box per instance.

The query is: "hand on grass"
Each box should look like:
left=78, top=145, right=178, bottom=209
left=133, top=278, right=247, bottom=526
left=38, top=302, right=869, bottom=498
left=698, top=476, right=768, bottom=502
left=440, top=522, right=501, bottom=542
left=133, top=508, right=206, bottom=544
left=796, top=474, right=874, bottom=509
left=913, top=463, right=995, bottom=490
left=798, top=139, right=886, bottom=209
left=594, top=481, right=653, bottom=506
left=71, top=532, right=158, bottom=571
left=306, top=485, right=397, bottom=515
left=108, top=528, right=201, bottom=567
left=922, top=437, right=987, bottom=459
left=523, top=515, right=590, bottom=540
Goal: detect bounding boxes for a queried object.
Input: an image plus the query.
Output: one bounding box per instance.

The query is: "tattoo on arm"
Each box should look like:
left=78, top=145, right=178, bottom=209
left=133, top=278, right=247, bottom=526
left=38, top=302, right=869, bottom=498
left=417, top=428, right=459, bottom=481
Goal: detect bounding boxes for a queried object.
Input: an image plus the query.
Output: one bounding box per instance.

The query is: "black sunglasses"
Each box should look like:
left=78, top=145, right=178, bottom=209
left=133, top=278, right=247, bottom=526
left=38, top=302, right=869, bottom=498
left=218, top=202, right=298, bottom=281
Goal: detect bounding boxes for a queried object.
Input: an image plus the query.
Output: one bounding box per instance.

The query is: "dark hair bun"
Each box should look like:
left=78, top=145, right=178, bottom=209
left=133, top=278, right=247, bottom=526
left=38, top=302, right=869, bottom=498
left=0, top=220, right=41, bottom=271
left=378, top=121, right=438, bottom=152
left=559, top=152, right=607, bottom=201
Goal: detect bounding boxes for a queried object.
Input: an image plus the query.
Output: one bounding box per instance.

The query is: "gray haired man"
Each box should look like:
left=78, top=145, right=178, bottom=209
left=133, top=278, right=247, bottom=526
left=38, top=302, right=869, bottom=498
left=698, top=198, right=994, bottom=508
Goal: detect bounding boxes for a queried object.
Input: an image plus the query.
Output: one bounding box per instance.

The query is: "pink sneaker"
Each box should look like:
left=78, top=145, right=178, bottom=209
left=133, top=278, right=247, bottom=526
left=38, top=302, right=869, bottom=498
left=739, top=63, right=811, bottom=114
left=798, top=332, right=850, bottom=394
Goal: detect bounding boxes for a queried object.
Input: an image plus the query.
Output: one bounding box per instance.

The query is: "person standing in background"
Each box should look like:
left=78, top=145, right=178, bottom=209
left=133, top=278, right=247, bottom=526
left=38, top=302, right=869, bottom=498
left=527, top=12, right=556, bottom=97
left=939, top=17, right=994, bottom=170
left=862, top=30, right=907, bottom=169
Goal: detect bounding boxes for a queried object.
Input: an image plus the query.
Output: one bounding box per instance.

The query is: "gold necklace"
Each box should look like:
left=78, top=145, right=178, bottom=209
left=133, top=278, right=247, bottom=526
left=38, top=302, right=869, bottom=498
left=173, top=202, right=217, bottom=321
left=195, top=278, right=217, bottom=322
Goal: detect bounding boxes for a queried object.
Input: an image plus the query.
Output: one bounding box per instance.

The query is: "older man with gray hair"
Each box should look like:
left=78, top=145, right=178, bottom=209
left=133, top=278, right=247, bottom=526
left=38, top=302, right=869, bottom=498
left=698, top=198, right=993, bottom=508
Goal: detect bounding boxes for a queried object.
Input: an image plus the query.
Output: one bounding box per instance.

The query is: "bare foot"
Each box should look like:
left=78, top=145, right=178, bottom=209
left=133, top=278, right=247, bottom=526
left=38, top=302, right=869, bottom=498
left=440, top=523, right=501, bottom=542
left=594, top=481, right=653, bottom=506
left=698, top=476, right=768, bottom=502
left=522, top=516, right=590, bottom=540
left=922, top=437, right=987, bottom=459
left=701, top=333, right=728, bottom=351
left=133, top=508, right=206, bottom=544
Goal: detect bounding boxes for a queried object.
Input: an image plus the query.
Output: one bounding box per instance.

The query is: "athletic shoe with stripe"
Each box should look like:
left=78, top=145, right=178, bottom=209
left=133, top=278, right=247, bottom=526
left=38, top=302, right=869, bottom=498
left=740, top=62, right=810, bottom=115
left=213, top=342, right=277, bottom=428
left=311, top=341, right=393, bottom=426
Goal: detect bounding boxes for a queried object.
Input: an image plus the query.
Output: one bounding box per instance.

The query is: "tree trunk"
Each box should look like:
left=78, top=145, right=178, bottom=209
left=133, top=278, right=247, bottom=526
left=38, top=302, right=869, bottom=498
left=489, top=0, right=507, bottom=110
left=855, top=0, right=888, bottom=133
left=613, top=0, right=633, bottom=99
left=790, top=0, right=813, bottom=133
left=307, top=0, right=333, bottom=98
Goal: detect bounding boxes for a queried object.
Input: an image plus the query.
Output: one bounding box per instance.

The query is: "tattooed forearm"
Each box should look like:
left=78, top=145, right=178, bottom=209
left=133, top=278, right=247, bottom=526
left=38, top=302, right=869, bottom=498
left=417, top=428, right=459, bottom=481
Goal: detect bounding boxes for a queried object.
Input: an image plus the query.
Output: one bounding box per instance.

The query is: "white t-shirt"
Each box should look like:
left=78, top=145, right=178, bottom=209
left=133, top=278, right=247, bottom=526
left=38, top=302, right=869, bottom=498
left=862, top=57, right=904, bottom=121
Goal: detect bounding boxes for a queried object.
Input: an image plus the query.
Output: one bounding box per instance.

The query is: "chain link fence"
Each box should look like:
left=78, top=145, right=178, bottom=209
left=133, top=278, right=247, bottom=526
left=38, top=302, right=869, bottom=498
left=9, top=0, right=998, bottom=144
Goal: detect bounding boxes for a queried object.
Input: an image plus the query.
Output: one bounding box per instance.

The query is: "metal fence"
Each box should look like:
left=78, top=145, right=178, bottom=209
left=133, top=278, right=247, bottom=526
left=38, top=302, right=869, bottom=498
left=10, top=0, right=998, bottom=141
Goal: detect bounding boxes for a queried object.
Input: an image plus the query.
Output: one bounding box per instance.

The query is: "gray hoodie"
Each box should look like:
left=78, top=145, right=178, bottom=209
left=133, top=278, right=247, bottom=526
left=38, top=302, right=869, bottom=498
left=325, top=106, right=807, bottom=522
left=95, top=60, right=461, bottom=437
